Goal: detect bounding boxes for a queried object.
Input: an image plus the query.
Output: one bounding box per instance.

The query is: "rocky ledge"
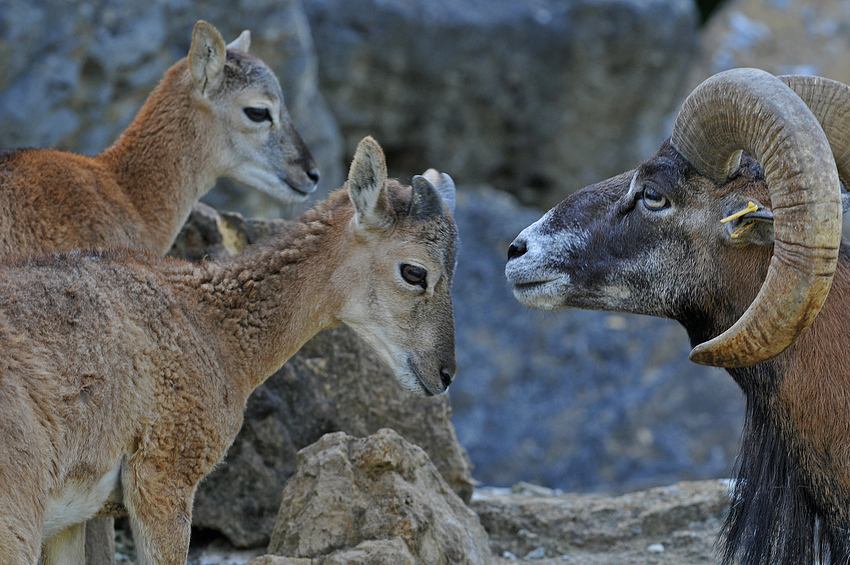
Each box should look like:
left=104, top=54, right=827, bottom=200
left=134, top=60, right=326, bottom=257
left=475, top=480, right=727, bottom=564
left=180, top=476, right=728, bottom=565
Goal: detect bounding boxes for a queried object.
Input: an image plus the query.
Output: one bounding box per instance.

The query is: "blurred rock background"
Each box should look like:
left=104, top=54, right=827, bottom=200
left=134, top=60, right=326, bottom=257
left=0, top=0, right=841, bottom=552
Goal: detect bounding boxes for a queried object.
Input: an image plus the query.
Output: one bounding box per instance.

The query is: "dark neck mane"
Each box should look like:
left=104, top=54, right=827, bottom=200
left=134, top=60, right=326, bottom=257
left=708, top=246, right=850, bottom=564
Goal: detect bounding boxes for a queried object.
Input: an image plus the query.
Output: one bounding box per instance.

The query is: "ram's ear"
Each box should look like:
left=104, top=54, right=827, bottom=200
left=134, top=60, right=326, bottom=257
left=347, top=137, right=390, bottom=229
left=723, top=199, right=774, bottom=246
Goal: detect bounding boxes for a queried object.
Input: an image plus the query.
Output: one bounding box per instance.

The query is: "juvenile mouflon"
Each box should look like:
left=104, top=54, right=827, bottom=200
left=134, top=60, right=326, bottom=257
left=2, top=137, right=458, bottom=564
left=0, top=20, right=318, bottom=258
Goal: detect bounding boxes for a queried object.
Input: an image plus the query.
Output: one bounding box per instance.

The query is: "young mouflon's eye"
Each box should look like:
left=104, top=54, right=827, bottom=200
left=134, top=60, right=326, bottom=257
left=642, top=184, right=669, bottom=211
left=400, top=264, right=427, bottom=289
left=244, top=107, right=272, bottom=123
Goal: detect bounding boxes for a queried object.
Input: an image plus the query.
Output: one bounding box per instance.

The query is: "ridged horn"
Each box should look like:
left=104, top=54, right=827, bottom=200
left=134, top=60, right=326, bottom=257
left=670, top=68, right=842, bottom=367
left=779, top=75, right=850, bottom=187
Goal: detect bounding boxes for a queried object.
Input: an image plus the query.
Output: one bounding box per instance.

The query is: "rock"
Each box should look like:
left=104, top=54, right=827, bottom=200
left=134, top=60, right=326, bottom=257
left=320, top=539, right=417, bottom=565
left=248, top=557, right=312, bottom=565
left=305, top=0, right=698, bottom=209
left=0, top=0, right=344, bottom=218
left=183, top=179, right=747, bottom=548
left=472, top=479, right=729, bottom=562
left=266, top=429, right=492, bottom=565
left=190, top=479, right=730, bottom=564
left=449, top=186, right=744, bottom=493
left=169, top=205, right=474, bottom=549
left=690, top=0, right=850, bottom=87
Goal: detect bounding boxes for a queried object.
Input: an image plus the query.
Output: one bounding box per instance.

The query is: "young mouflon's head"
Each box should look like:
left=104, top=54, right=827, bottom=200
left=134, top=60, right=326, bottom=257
left=188, top=20, right=320, bottom=202
left=338, top=136, right=458, bottom=396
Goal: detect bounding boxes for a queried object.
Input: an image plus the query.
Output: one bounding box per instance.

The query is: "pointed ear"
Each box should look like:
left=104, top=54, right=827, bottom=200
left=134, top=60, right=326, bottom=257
left=189, top=21, right=227, bottom=97
left=227, top=29, right=251, bottom=53
left=723, top=199, right=774, bottom=246
left=348, top=137, right=389, bottom=228
left=422, top=169, right=456, bottom=215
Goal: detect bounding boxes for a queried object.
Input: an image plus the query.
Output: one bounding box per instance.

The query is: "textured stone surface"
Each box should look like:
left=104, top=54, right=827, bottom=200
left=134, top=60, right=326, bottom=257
left=305, top=0, right=699, bottom=209
left=689, top=0, right=850, bottom=88
left=0, top=0, right=344, bottom=219
left=319, top=539, right=417, bottom=565
left=209, top=479, right=730, bottom=565
left=475, top=480, right=729, bottom=563
left=267, top=429, right=491, bottom=564
left=170, top=205, right=473, bottom=549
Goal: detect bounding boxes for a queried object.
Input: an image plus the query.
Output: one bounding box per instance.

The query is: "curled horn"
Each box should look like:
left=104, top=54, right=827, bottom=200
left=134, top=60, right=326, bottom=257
left=670, top=68, right=842, bottom=367
left=779, top=75, right=850, bottom=188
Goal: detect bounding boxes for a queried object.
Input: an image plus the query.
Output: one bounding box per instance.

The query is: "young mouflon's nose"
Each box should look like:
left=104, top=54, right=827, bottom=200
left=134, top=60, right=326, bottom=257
left=507, top=238, right=528, bottom=261
left=306, top=167, right=320, bottom=185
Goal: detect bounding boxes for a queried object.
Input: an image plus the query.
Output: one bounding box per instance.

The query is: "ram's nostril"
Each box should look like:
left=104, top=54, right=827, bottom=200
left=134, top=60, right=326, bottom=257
left=507, top=240, right=528, bottom=261
left=440, top=368, right=453, bottom=390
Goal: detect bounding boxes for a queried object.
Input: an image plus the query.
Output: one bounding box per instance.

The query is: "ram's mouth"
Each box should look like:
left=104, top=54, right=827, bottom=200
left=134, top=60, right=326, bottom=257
left=508, top=275, right=566, bottom=311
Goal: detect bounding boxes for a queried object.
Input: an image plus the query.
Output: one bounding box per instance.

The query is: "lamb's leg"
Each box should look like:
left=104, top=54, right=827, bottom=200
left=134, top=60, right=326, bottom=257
left=0, top=398, right=49, bottom=564
left=0, top=477, right=42, bottom=564
left=0, top=515, right=40, bottom=565
left=122, top=459, right=194, bottom=565
left=42, top=523, right=85, bottom=565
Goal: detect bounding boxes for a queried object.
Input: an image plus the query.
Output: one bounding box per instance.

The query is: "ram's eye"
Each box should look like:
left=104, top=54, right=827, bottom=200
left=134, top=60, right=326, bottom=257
left=244, top=107, right=272, bottom=123
left=400, top=264, right=427, bottom=289
left=642, top=185, right=669, bottom=211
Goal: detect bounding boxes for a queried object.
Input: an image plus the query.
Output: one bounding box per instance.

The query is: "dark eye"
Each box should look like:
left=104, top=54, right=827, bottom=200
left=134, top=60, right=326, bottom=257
left=400, top=264, right=427, bottom=289
left=244, top=107, right=272, bottom=123
left=642, top=184, right=669, bottom=211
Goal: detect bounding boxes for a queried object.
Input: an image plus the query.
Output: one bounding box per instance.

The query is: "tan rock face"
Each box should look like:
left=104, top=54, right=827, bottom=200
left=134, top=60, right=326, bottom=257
left=268, top=429, right=492, bottom=565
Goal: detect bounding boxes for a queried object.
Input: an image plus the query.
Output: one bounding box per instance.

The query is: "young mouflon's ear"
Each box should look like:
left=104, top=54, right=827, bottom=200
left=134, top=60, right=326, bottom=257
left=422, top=169, right=456, bottom=215
left=227, top=29, right=251, bottom=53
left=348, top=136, right=389, bottom=228
left=189, top=21, right=227, bottom=97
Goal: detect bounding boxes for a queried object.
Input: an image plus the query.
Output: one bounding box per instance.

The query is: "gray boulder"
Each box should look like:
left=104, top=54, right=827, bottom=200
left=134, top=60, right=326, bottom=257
left=0, top=0, right=344, bottom=218
left=305, top=0, right=698, bottom=209
left=265, top=429, right=491, bottom=565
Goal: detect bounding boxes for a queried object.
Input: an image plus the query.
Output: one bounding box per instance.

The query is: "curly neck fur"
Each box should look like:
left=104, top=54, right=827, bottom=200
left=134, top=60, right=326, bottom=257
left=185, top=188, right=353, bottom=391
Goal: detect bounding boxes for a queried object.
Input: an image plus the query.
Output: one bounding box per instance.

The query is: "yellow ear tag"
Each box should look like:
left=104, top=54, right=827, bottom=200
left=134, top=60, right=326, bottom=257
left=720, top=201, right=758, bottom=224
left=730, top=221, right=757, bottom=239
